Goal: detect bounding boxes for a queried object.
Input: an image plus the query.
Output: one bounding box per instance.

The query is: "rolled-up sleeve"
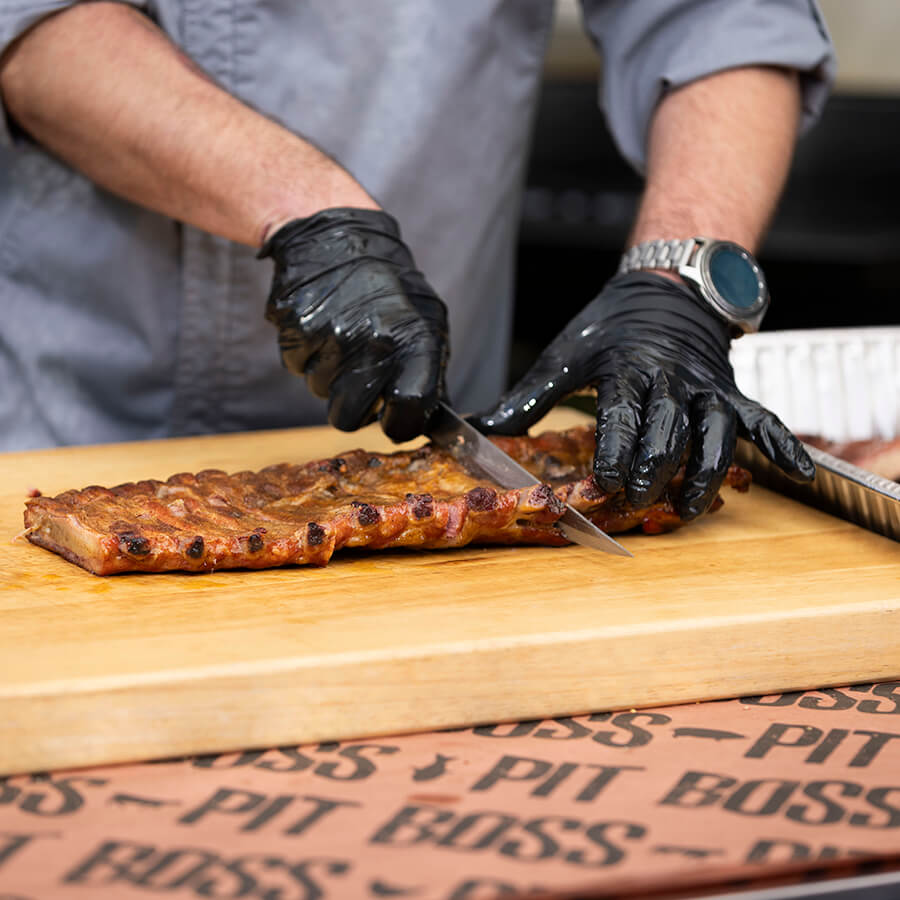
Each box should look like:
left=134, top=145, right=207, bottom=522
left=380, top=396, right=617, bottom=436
left=580, top=0, right=837, bottom=173
left=0, top=0, right=148, bottom=146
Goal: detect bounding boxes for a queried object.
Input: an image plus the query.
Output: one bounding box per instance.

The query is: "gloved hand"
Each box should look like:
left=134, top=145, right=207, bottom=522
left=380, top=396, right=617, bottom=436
left=259, top=208, right=448, bottom=442
left=472, top=272, right=815, bottom=520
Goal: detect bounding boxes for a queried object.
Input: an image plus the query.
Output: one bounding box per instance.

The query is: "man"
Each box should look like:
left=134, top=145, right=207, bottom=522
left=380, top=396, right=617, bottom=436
left=0, top=1, right=834, bottom=519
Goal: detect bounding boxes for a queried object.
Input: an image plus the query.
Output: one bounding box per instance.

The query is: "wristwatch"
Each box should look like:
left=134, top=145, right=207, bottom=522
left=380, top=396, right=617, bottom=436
left=618, top=237, right=769, bottom=336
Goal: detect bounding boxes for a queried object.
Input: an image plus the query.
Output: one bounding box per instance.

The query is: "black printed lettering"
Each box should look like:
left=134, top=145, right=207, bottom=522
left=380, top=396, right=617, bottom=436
left=663, top=771, right=900, bottom=830
left=469, top=757, right=642, bottom=803
left=0, top=833, right=34, bottom=869
left=532, top=718, right=593, bottom=740
left=472, top=722, right=539, bottom=738
left=798, top=688, right=857, bottom=711
left=23, top=776, right=108, bottom=816
left=0, top=779, right=18, bottom=806
left=849, top=787, right=900, bottom=828
left=62, top=839, right=352, bottom=898
left=746, top=838, right=812, bottom=863
left=531, top=763, right=579, bottom=797
left=747, top=838, right=876, bottom=863
left=805, top=729, right=850, bottom=764
left=177, top=787, right=358, bottom=837
left=745, top=724, right=822, bottom=759
left=369, top=803, right=647, bottom=870
left=436, top=812, right=517, bottom=850
left=370, top=805, right=456, bottom=846
left=284, top=796, right=360, bottom=836
left=849, top=730, right=900, bottom=767
left=575, top=766, right=644, bottom=803
left=63, top=840, right=157, bottom=884
left=749, top=725, right=900, bottom=768
left=130, top=849, right=219, bottom=890
left=312, top=744, right=400, bottom=781
left=857, top=684, right=900, bottom=715
left=194, top=855, right=284, bottom=897
left=660, top=771, right=737, bottom=808
left=191, top=749, right=267, bottom=769
left=286, top=858, right=352, bottom=900
left=497, top=816, right=576, bottom=861
left=0, top=775, right=106, bottom=817
left=179, top=787, right=270, bottom=828
left=194, top=855, right=352, bottom=900
left=591, top=712, right=671, bottom=748
left=254, top=748, right=314, bottom=772
left=574, top=821, right=646, bottom=867
left=722, top=780, right=800, bottom=817
left=447, top=878, right=522, bottom=899
left=740, top=692, right=803, bottom=707
left=191, top=743, right=400, bottom=781
left=242, top=796, right=295, bottom=832
left=785, top=781, right=862, bottom=825
left=470, top=755, right=554, bottom=793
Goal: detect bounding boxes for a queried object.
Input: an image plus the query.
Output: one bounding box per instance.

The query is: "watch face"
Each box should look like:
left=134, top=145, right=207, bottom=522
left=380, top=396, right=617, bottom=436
left=706, top=244, right=765, bottom=311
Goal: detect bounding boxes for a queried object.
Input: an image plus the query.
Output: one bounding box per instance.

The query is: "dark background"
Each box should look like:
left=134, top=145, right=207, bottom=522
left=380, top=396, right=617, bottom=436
left=510, top=84, right=900, bottom=384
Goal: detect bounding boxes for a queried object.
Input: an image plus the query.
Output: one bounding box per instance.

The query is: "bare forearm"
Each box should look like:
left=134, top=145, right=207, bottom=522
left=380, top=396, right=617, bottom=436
left=0, top=2, right=377, bottom=247
left=628, top=66, right=801, bottom=253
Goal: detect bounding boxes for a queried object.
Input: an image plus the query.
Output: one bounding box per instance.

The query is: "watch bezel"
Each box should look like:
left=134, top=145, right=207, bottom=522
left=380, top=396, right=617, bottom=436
left=680, top=238, right=769, bottom=334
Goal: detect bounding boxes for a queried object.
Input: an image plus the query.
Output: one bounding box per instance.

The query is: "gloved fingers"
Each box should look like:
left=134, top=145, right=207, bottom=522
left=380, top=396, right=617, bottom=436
left=277, top=330, right=318, bottom=378
left=470, top=350, right=583, bottom=435
left=734, top=396, right=816, bottom=482
left=591, top=368, right=645, bottom=494
left=380, top=334, right=448, bottom=443
left=326, top=357, right=393, bottom=432
left=303, top=338, right=346, bottom=399
left=677, top=393, right=737, bottom=521
left=625, top=371, right=690, bottom=507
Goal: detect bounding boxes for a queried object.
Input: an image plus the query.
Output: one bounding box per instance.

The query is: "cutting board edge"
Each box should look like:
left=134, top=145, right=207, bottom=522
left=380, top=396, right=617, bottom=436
left=3, top=605, right=899, bottom=776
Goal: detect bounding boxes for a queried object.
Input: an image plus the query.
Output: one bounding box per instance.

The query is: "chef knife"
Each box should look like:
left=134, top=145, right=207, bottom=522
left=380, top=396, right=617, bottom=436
left=426, top=402, right=633, bottom=557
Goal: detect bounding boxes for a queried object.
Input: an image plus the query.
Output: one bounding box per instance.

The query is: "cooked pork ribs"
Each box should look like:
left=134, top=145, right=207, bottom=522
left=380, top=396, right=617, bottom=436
left=24, top=425, right=750, bottom=575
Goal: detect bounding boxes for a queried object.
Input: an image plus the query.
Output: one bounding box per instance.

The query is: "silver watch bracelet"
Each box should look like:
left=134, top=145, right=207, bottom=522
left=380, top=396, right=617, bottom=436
left=618, top=238, right=694, bottom=274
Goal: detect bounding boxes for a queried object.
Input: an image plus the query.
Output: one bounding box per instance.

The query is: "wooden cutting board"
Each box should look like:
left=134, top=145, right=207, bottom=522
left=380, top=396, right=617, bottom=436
left=1, top=409, right=898, bottom=776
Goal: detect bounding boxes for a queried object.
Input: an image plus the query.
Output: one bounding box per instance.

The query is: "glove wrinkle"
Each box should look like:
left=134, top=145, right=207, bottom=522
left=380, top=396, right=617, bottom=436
left=261, top=208, right=448, bottom=442
left=327, top=357, right=393, bottom=432
left=592, top=368, right=645, bottom=493
left=626, top=370, right=690, bottom=506
left=678, top=393, right=737, bottom=520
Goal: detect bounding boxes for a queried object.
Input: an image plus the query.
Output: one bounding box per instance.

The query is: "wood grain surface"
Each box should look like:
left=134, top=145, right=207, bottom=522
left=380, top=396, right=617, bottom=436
left=1, top=408, right=898, bottom=776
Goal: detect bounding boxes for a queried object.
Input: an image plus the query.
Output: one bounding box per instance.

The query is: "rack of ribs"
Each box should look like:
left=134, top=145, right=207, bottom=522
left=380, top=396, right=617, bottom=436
left=23, top=425, right=750, bottom=575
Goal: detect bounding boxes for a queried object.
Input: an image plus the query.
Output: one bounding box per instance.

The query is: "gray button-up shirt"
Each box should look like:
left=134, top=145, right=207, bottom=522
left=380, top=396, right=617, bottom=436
left=0, top=0, right=834, bottom=450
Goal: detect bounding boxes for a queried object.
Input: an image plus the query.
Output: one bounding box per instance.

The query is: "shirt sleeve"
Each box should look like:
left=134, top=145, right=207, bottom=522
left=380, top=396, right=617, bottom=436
left=579, top=0, right=837, bottom=173
left=0, top=0, right=149, bottom=147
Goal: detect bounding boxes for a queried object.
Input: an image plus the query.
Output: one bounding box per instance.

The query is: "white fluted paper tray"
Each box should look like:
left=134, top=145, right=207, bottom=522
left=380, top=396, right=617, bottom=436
left=731, top=326, right=900, bottom=442
left=730, top=326, right=900, bottom=541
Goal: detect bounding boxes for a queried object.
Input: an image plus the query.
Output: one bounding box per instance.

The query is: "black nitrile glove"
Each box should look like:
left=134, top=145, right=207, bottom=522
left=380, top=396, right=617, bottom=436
left=259, top=208, right=449, bottom=443
left=472, top=272, right=815, bottom=520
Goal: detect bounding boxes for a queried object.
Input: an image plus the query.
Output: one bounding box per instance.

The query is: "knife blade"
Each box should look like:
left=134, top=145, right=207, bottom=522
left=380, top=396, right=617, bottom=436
left=426, top=402, right=633, bottom=557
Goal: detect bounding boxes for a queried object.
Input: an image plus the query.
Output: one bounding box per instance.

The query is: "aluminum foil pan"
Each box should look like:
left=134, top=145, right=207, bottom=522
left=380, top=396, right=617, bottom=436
left=731, top=327, right=900, bottom=542
left=734, top=438, right=900, bottom=543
